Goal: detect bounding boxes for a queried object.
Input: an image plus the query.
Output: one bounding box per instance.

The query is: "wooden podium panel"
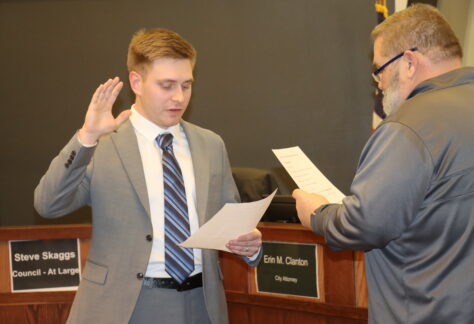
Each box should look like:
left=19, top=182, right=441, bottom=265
left=0, top=225, right=90, bottom=324
left=0, top=223, right=368, bottom=324
left=220, top=222, right=368, bottom=323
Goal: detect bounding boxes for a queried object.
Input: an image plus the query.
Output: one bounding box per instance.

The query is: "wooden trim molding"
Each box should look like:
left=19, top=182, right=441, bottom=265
left=0, top=224, right=92, bottom=241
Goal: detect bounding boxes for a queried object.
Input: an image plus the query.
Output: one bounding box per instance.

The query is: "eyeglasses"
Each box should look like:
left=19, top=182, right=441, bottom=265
left=372, top=47, right=417, bottom=83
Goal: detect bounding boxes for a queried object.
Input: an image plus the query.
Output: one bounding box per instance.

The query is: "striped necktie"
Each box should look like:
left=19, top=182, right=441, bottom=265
left=157, top=133, right=194, bottom=284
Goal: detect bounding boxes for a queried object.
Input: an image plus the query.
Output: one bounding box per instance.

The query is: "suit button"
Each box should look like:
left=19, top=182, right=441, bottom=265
left=137, top=273, right=144, bottom=280
left=71, top=150, right=76, bottom=156
left=146, top=234, right=153, bottom=241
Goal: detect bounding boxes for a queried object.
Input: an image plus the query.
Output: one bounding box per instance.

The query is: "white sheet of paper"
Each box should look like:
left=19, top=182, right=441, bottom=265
left=179, top=189, right=277, bottom=251
left=273, top=146, right=345, bottom=203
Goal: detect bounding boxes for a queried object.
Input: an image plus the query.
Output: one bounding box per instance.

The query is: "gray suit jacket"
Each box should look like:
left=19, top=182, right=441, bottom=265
left=34, top=120, right=251, bottom=324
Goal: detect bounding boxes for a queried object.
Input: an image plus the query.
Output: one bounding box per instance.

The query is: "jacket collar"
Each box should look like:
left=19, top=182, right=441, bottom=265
left=110, top=119, right=210, bottom=224
left=407, top=67, right=474, bottom=100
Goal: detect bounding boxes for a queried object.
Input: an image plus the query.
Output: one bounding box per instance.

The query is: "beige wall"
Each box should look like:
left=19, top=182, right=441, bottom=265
left=438, top=0, right=474, bottom=66
left=463, top=0, right=474, bottom=66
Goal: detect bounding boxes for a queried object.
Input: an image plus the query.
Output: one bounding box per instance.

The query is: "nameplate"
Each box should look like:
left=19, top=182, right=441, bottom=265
left=256, top=241, right=318, bottom=298
left=9, top=239, right=81, bottom=292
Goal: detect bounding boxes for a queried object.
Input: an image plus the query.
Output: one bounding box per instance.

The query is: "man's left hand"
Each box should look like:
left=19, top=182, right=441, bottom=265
left=292, top=189, right=329, bottom=228
left=226, top=229, right=262, bottom=257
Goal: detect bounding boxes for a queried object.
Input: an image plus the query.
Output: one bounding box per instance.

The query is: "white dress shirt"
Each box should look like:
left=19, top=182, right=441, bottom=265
left=129, top=107, right=202, bottom=278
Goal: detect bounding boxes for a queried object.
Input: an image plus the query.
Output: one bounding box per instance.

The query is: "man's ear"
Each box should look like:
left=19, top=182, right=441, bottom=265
left=129, top=71, right=142, bottom=96
left=403, top=49, right=418, bottom=79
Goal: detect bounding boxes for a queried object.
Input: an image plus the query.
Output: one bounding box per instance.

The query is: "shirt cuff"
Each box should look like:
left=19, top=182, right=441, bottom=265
left=76, top=133, right=98, bottom=148
left=245, top=247, right=261, bottom=262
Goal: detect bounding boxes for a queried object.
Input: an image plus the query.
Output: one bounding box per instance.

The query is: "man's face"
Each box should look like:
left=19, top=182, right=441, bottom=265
left=381, top=63, right=403, bottom=116
left=373, top=38, right=404, bottom=116
left=132, top=58, right=193, bottom=128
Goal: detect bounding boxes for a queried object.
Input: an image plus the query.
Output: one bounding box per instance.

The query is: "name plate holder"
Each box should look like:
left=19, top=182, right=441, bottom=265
left=9, top=238, right=81, bottom=292
left=220, top=222, right=367, bottom=323
left=253, top=241, right=325, bottom=301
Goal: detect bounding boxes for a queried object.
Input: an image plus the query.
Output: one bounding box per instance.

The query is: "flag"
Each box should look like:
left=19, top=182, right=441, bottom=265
left=372, top=0, right=389, bottom=130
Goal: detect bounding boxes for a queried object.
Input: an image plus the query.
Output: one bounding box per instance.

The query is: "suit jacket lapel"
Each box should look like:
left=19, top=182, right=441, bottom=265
left=110, top=120, right=151, bottom=218
left=182, top=121, right=209, bottom=226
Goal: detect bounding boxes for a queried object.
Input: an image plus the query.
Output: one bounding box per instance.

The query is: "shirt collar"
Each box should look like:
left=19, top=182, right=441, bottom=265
left=129, top=105, right=182, bottom=142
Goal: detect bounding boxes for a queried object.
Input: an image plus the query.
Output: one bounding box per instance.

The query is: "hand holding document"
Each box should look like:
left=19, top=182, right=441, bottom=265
left=179, top=189, right=277, bottom=252
left=273, top=146, right=345, bottom=203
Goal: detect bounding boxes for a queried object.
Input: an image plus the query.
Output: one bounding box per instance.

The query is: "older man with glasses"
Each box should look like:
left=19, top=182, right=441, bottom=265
left=293, top=4, right=474, bottom=324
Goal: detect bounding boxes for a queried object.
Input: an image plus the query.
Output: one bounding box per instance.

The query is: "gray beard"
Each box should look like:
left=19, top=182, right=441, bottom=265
left=382, top=69, right=403, bottom=116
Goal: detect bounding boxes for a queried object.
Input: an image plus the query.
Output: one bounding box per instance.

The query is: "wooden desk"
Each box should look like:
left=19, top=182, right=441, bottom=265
left=221, top=222, right=368, bottom=323
left=0, top=223, right=368, bottom=324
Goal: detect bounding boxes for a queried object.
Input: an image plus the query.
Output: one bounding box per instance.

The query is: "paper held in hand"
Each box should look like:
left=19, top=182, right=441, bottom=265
left=272, top=146, right=345, bottom=203
left=179, top=189, right=277, bottom=252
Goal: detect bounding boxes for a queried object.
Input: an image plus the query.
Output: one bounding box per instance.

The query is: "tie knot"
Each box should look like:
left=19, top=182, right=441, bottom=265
left=157, top=133, right=173, bottom=150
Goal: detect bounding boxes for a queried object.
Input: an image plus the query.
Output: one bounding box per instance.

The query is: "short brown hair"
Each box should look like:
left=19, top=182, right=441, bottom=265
left=371, top=4, right=462, bottom=63
left=127, top=28, right=197, bottom=75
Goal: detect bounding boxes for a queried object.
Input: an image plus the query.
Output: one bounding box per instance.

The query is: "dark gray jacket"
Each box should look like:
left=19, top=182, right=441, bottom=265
left=312, top=67, right=474, bottom=323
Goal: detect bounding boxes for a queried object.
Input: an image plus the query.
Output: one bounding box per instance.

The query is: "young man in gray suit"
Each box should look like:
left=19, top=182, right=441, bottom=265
left=35, top=28, right=262, bottom=324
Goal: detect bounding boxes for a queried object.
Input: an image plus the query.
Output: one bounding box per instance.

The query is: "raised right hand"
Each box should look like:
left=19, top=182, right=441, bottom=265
left=78, top=77, right=131, bottom=145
